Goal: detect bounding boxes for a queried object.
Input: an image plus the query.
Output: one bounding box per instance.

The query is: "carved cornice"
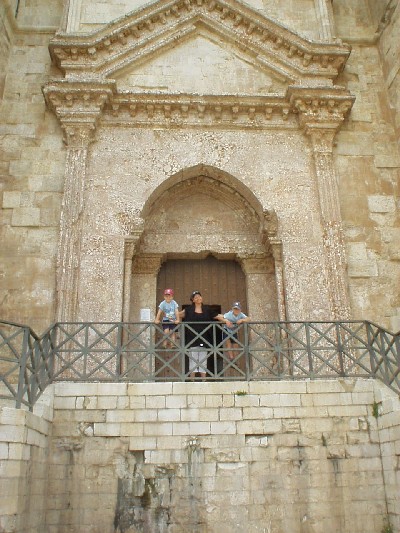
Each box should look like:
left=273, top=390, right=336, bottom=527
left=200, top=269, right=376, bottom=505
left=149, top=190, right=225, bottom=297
left=42, top=80, right=116, bottom=145
left=101, top=92, right=296, bottom=128
left=43, top=83, right=355, bottom=133
left=48, top=0, right=350, bottom=83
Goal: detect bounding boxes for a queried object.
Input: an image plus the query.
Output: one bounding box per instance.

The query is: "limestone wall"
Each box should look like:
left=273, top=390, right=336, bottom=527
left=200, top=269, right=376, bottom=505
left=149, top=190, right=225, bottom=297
left=378, top=0, right=400, bottom=146
left=0, top=391, right=53, bottom=533
left=0, top=3, right=64, bottom=331
left=333, top=0, right=400, bottom=332
left=1, top=380, right=399, bottom=532
left=377, top=385, right=400, bottom=530
left=41, top=379, right=398, bottom=533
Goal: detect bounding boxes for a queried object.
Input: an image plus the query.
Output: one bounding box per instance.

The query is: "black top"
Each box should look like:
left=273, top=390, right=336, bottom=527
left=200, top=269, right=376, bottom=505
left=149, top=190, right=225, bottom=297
left=183, top=304, right=218, bottom=347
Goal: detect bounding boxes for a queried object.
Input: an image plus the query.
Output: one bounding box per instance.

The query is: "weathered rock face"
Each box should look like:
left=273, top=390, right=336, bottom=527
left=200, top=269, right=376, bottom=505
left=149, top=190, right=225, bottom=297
left=0, top=1, right=399, bottom=330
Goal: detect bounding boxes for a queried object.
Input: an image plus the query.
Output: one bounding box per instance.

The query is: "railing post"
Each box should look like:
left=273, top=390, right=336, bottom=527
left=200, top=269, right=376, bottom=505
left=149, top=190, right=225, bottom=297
left=365, top=322, right=377, bottom=377
left=30, top=336, right=41, bottom=410
left=336, top=322, right=345, bottom=377
left=244, top=323, right=250, bottom=381
left=116, top=323, right=123, bottom=380
left=16, top=326, right=30, bottom=409
left=305, top=323, right=314, bottom=378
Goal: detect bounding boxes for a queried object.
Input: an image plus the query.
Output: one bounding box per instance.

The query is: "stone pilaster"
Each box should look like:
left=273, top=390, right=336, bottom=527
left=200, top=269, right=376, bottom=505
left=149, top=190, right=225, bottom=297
left=130, top=254, right=163, bottom=322
left=43, top=81, right=115, bottom=322
left=58, top=0, right=82, bottom=33
left=269, top=239, right=288, bottom=322
left=122, top=231, right=143, bottom=323
left=261, top=209, right=287, bottom=322
left=239, top=256, right=276, bottom=321
left=289, top=87, right=355, bottom=320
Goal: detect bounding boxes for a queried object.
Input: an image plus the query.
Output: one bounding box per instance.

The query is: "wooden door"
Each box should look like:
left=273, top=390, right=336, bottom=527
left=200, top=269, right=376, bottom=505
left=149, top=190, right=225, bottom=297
left=157, top=256, right=247, bottom=313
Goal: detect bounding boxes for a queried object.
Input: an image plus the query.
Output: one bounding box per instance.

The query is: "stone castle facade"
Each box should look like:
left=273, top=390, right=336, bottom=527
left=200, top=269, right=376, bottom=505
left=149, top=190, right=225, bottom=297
left=1, top=1, right=400, bottom=532
left=0, top=0, right=399, bottom=331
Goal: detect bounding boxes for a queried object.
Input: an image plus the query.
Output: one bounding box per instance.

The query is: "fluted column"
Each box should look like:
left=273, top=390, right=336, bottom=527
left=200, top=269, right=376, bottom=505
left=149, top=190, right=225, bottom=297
left=58, top=0, right=83, bottom=33
left=261, top=209, right=288, bottom=322
left=289, top=87, right=355, bottom=320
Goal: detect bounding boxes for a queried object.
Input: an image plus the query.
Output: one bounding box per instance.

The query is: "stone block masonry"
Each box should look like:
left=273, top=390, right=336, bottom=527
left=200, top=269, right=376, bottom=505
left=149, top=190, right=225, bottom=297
left=0, top=388, right=53, bottom=533
left=2, top=379, right=398, bottom=533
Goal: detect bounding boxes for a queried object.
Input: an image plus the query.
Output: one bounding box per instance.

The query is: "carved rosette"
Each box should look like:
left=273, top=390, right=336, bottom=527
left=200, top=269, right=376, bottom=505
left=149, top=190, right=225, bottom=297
left=289, top=87, right=354, bottom=320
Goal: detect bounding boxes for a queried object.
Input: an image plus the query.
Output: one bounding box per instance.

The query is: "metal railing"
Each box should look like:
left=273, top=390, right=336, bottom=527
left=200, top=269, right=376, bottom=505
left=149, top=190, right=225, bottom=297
left=1, top=320, right=399, bottom=410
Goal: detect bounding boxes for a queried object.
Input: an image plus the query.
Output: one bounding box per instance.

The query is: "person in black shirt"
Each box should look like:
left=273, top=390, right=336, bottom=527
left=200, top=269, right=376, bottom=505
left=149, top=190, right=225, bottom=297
left=180, top=291, right=219, bottom=380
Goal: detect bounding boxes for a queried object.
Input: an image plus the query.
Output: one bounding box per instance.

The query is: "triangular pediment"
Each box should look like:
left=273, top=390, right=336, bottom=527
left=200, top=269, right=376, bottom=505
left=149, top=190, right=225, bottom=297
left=49, top=0, right=351, bottom=87
left=114, top=32, right=287, bottom=95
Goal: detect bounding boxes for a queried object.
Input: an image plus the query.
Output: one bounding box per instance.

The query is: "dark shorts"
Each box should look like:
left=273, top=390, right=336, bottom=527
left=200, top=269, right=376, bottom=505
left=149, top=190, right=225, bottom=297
left=162, top=321, right=177, bottom=332
left=223, top=329, right=238, bottom=342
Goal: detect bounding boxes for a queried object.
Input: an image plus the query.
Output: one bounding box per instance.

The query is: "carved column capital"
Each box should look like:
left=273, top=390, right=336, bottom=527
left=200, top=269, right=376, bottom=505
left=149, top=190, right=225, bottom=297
left=262, top=209, right=278, bottom=237
left=288, top=86, right=355, bottom=146
left=43, top=80, right=115, bottom=146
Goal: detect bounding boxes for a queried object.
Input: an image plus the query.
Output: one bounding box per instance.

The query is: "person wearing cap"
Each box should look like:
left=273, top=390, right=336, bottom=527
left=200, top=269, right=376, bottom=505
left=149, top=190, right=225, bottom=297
left=219, top=302, right=250, bottom=361
left=155, top=289, right=180, bottom=347
left=180, top=291, right=219, bottom=380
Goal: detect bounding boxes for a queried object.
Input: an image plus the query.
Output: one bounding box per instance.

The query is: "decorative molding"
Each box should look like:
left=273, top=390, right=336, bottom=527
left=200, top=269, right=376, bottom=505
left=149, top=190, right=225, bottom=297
left=48, top=0, right=351, bottom=83
left=44, top=84, right=355, bottom=132
left=101, top=92, right=296, bottom=129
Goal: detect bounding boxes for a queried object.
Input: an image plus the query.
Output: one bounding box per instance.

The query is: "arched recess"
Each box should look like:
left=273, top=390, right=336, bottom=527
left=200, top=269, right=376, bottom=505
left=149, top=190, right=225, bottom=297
left=125, top=165, right=285, bottom=323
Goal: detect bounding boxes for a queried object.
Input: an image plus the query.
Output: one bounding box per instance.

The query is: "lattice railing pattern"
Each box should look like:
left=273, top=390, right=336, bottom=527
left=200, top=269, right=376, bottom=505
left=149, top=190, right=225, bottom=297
left=1, top=320, right=399, bottom=410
